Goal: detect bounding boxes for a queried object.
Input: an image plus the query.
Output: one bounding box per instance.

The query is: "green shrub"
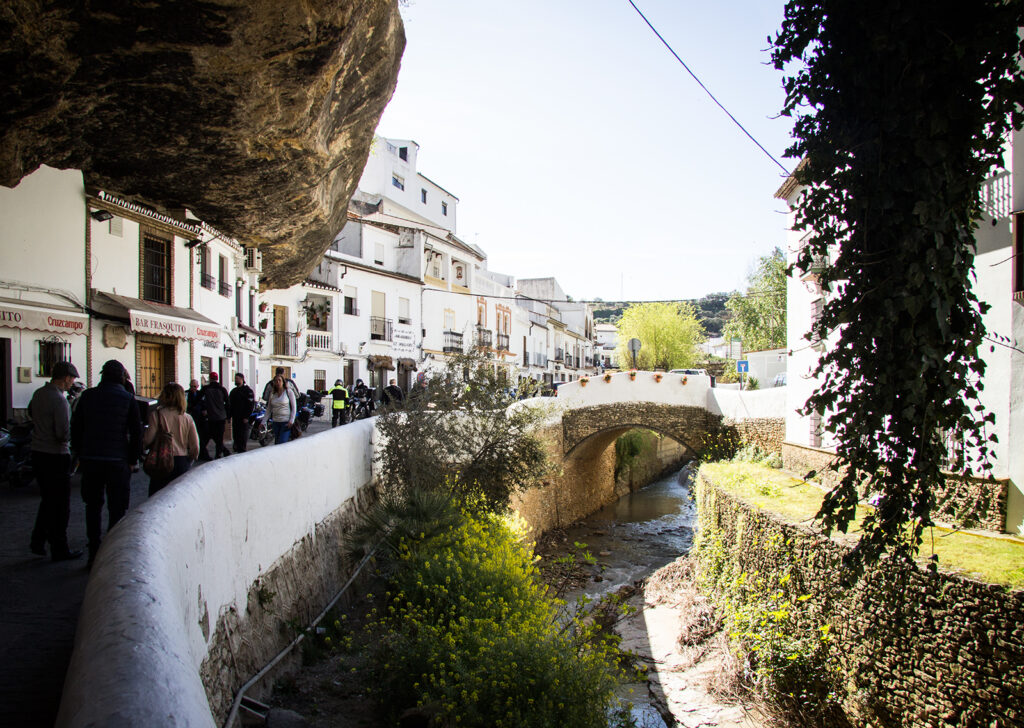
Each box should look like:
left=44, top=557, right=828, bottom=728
left=614, top=430, right=655, bottom=480
left=364, top=508, right=630, bottom=727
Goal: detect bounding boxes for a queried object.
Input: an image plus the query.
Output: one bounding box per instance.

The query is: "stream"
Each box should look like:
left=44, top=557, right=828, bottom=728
left=548, top=463, right=699, bottom=727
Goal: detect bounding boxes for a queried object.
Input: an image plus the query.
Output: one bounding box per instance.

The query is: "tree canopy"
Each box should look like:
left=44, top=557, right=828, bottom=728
left=723, top=247, right=786, bottom=352
left=615, top=301, right=704, bottom=370
left=772, top=0, right=1024, bottom=574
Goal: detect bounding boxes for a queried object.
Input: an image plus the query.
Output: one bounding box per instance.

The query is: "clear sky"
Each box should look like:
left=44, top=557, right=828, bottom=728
left=376, top=0, right=796, bottom=302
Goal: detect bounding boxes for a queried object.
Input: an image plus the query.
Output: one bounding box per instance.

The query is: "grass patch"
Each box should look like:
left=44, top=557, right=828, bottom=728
left=699, top=462, right=1024, bottom=589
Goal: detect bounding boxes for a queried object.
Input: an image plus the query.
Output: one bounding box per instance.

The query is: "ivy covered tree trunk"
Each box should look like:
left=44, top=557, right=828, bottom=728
left=772, top=1, right=1024, bottom=573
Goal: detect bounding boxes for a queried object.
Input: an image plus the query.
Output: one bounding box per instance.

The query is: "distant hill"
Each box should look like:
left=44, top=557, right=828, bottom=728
left=590, top=292, right=733, bottom=337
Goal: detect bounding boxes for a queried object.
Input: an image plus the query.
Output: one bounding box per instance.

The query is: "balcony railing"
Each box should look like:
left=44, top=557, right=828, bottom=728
left=443, top=330, right=464, bottom=353
left=201, top=273, right=216, bottom=290
left=496, top=333, right=510, bottom=352
left=305, top=330, right=332, bottom=351
left=533, top=353, right=548, bottom=367
left=218, top=280, right=231, bottom=297
left=475, top=326, right=493, bottom=349
left=370, top=316, right=393, bottom=341
left=554, top=348, right=564, bottom=362
left=272, top=331, right=299, bottom=357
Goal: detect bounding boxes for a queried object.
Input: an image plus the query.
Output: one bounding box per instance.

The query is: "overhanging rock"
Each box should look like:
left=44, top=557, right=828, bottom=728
left=0, top=0, right=404, bottom=289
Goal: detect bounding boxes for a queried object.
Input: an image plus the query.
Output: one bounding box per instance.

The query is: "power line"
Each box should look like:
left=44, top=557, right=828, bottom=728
left=625, top=0, right=791, bottom=176
left=422, top=287, right=783, bottom=304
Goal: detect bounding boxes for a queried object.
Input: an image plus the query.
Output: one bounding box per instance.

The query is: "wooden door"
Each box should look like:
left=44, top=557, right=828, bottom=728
left=273, top=305, right=288, bottom=333
left=138, top=343, right=165, bottom=399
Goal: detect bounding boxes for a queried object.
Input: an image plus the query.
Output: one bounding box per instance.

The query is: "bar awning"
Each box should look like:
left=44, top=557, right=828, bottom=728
left=91, top=291, right=220, bottom=343
left=0, top=302, right=88, bottom=336
left=397, top=358, right=418, bottom=371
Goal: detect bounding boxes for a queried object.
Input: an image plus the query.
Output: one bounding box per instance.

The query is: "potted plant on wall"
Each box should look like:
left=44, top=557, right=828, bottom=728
left=628, top=369, right=637, bottom=381
left=681, top=375, right=688, bottom=385
left=258, top=318, right=268, bottom=330
left=603, top=372, right=613, bottom=383
left=654, top=372, right=663, bottom=383
left=579, top=375, right=589, bottom=387
left=258, top=301, right=269, bottom=313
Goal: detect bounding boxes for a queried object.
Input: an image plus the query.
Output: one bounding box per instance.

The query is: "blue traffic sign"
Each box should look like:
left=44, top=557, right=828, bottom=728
left=737, top=360, right=749, bottom=373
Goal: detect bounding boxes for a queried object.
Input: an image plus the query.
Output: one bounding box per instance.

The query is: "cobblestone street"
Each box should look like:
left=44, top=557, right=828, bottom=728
left=0, top=414, right=333, bottom=727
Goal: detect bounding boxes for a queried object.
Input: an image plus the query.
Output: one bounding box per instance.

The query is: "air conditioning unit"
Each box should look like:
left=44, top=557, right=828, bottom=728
left=245, top=247, right=263, bottom=273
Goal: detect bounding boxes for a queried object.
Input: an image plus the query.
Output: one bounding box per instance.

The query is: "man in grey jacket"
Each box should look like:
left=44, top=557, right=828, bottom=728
left=28, top=360, right=81, bottom=561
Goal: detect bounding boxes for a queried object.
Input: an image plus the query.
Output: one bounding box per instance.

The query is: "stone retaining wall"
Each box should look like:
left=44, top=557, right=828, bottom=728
left=696, top=470, right=1024, bottom=728
left=729, top=417, right=785, bottom=454
left=783, top=441, right=1008, bottom=532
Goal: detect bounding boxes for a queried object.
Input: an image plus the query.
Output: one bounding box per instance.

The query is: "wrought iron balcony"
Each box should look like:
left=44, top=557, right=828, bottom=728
left=496, top=333, right=510, bottom=352
left=218, top=280, right=232, bottom=297
left=370, top=316, right=393, bottom=341
left=443, top=330, right=464, bottom=353
left=553, top=348, right=564, bottom=362
left=201, top=273, right=216, bottom=290
left=272, top=331, right=298, bottom=357
left=475, top=326, right=493, bottom=349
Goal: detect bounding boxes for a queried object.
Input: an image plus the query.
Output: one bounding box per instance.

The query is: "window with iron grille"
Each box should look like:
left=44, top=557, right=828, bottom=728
left=314, top=369, right=326, bottom=392
left=38, top=339, right=71, bottom=377
left=142, top=234, right=171, bottom=303
left=344, top=359, right=356, bottom=387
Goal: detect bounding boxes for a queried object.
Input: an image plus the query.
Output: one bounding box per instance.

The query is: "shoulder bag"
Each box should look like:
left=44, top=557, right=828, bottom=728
left=143, top=409, right=175, bottom=476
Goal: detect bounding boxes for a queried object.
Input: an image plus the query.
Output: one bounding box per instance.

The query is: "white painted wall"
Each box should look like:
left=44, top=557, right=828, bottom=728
left=359, top=136, right=458, bottom=232
left=56, top=418, right=378, bottom=728
left=0, top=166, right=89, bottom=407
left=556, top=371, right=711, bottom=409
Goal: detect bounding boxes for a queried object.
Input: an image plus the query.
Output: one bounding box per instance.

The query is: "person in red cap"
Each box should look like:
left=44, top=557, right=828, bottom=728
left=199, top=372, right=230, bottom=459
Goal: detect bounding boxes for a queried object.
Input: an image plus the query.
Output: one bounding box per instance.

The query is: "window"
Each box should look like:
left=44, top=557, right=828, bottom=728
left=344, top=285, right=358, bottom=315
left=142, top=233, right=171, bottom=304
left=421, top=188, right=428, bottom=204
left=199, top=245, right=214, bottom=290
left=374, top=243, right=384, bottom=265
left=235, top=283, right=242, bottom=320
left=37, top=339, right=71, bottom=377
left=344, top=359, right=356, bottom=387
left=441, top=201, right=448, bottom=216
left=444, top=308, right=456, bottom=331
left=248, top=290, right=256, bottom=327
left=392, top=174, right=405, bottom=191
left=1014, top=212, right=1024, bottom=300
left=399, top=297, right=411, bottom=325
left=218, top=254, right=230, bottom=297
left=399, top=146, right=408, bottom=161
left=313, top=369, right=326, bottom=392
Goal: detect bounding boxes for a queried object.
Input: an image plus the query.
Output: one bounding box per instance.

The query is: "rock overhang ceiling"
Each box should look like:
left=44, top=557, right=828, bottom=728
left=0, top=0, right=405, bottom=289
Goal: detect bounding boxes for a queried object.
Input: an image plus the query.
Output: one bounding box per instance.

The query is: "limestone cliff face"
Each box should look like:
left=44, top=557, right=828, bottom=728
left=0, top=0, right=404, bottom=289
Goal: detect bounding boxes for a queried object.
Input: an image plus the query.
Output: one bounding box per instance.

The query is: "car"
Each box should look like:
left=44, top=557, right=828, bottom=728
left=668, top=368, right=708, bottom=376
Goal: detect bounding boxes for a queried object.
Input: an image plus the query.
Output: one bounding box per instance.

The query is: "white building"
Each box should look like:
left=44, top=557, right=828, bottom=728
left=778, top=136, right=1024, bottom=534
left=0, top=166, right=90, bottom=417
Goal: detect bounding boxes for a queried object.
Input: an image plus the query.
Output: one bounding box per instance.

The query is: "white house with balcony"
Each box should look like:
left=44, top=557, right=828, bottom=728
left=778, top=135, right=1024, bottom=534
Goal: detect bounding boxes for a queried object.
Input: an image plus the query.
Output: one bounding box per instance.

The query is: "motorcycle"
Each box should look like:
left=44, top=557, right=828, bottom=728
left=349, top=388, right=376, bottom=421
left=1, top=420, right=34, bottom=487
left=305, top=390, right=326, bottom=419
left=249, top=401, right=274, bottom=447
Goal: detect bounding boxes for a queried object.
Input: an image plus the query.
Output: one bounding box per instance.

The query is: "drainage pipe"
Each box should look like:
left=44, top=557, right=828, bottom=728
left=222, top=547, right=378, bottom=728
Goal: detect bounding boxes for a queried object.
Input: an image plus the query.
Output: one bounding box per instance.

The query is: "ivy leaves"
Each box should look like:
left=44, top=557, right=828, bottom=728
left=771, top=1, right=1024, bottom=576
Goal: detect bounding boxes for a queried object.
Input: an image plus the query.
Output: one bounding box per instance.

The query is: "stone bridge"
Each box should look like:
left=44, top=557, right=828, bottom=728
left=511, top=371, right=787, bottom=533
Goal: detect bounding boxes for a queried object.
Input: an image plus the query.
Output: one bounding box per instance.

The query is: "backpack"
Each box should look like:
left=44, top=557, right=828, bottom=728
left=143, top=410, right=175, bottom=476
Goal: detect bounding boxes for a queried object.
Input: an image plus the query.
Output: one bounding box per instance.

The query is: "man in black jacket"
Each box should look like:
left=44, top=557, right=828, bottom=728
left=71, top=359, right=142, bottom=566
left=200, top=372, right=230, bottom=459
left=228, top=373, right=255, bottom=453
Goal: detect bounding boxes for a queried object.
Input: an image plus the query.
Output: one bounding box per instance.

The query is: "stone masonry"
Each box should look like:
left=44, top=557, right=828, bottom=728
left=697, top=470, right=1024, bottom=728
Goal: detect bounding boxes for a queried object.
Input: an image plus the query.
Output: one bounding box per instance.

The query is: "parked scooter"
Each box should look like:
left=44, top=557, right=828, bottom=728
left=0, top=420, right=34, bottom=487
left=249, top=401, right=273, bottom=447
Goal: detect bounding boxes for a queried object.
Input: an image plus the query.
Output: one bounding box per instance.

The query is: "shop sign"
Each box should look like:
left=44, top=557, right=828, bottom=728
left=0, top=303, right=88, bottom=336
left=393, top=326, right=416, bottom=354
left=130, top=310, right=220, bottom=343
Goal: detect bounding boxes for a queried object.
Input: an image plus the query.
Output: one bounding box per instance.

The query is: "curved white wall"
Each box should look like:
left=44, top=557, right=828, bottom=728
left=56, top=419, right=378, bottom=728
left=708, top=386, right=787, bottom=421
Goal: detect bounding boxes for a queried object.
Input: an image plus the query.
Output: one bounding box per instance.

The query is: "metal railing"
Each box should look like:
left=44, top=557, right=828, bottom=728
left=370, top=316, right=393, bottom=341
left=475, top=326, right=492, bottom=349
left=496, top=333, right=510, bottom=351
left=201, top=272, right=216, bottom=290
left=272, top=331, right=298, bottom=357
left=554, top=348, right=564, bottom=362
left=443, top=330, right=463, bottom=353
left=533, top=353, right=548, bottom=367
left=218, top=280, right=232, bottom=297
left=305, top=331, right=332, bottom=351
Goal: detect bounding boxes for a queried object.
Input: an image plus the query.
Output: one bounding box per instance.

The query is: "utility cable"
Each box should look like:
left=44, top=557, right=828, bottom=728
left=625, top=0, right=790, bottom=176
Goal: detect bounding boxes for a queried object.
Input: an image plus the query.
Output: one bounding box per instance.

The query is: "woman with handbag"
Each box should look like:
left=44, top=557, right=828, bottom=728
left=267, top=375, right=296, bottom=445
left=143, top=382, right=200, bottom=496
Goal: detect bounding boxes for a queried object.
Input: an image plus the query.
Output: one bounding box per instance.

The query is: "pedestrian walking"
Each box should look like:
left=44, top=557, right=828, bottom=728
left=71, top=359, right=142, bottom=567
left=267, top=376, right=296, bottom=444
left=228, top=373, right=255, bottom=453
left=262, top=366, right=300, bottom=402
left=187, top=379, right=207, bottom=460
left=327, top=379, right=349, bottom=427
left=382, top=378, right=404, bottom=406
left=28, top=360, right=82, bottom=561
left=199, top=372, right=230, bottom=459
left=143, top=382, right=199, bottom=496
